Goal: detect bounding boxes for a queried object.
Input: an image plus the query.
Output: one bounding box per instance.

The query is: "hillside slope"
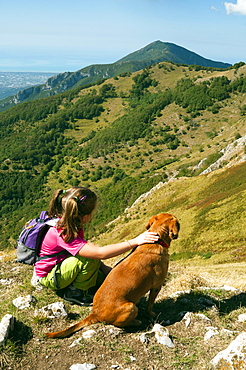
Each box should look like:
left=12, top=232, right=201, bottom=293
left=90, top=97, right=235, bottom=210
left=95, top=159, right=246, bottom=264
left=0, top=41, right=231, bottom=111
left=0, top=61, right=245, bottom=262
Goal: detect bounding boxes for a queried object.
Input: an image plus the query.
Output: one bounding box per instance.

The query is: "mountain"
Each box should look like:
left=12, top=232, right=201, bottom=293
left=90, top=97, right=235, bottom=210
left=0, top=41, right=231, bottom=112
left=0, top=72, right=57, bottom=100
left=118, top=40, right=231, bottom=68
left=0, top=59, right=245, bottom=260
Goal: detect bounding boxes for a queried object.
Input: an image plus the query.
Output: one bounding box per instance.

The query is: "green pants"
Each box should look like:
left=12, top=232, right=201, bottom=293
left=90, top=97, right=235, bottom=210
left=41, top=255, right=105, bottom=291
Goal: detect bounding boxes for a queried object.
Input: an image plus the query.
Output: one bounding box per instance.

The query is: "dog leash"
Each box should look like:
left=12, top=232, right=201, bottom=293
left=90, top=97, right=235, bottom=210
left=114, top=238, right=169, bottom=268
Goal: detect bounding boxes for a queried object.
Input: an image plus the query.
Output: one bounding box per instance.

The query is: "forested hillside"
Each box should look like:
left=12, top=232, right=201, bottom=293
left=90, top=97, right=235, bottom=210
left=0, top=60, right=245, bottom=256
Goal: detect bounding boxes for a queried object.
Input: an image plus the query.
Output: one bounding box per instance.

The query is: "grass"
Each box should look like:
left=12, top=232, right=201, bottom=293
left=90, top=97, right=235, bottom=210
left=92, top=159, right=246, bottom=264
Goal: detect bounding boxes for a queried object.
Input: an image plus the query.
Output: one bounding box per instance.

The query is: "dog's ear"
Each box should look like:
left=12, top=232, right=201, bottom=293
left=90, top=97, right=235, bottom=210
left=169, top=218, right=180, bottom=240
left=145, top=215, right=158, bottom=230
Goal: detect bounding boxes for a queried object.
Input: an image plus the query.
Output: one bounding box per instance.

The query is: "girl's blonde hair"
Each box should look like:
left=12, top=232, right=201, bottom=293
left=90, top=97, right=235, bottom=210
left=48, top=187, right=97, bottom=242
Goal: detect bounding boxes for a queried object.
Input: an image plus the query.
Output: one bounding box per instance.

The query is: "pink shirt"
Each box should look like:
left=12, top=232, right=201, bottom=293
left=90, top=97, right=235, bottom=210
left=34, top=227, right=87, bottom=277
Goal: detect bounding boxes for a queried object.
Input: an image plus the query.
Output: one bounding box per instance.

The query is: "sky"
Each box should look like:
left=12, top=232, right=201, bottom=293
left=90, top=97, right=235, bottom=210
left=1, top=0, right=246, bottom=73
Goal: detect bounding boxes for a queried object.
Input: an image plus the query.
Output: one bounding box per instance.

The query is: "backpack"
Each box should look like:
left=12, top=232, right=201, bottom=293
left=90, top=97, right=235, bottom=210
left=16, top=211, right=59, bottom=265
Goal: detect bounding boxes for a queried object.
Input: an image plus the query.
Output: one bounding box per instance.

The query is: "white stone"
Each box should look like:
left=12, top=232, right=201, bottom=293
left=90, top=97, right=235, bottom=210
left=82, top=329, right=97, bottom=339
left=211, top=332, right=246, bottom=367
left=182, top=312, right=192, bottom=327
left=0, top=278, right=13, bottom=285
left=204, top=327, right=219, bottom=341
left=154, top=326, right=174, bottom=348
left=12, top=295, right=36, bottom=309
left=181, top=312, right=211, bottom=328
left=238, top=314, right=246, bottom=322
left=69, top=337, right=83, bottom=348
left=139, top=332, right=150, bottom=343
left=0, top=314, right=14, bottom=346
left=108, top=327, right=123, bottom=336
left=34, top=302, right=67, bottom=319
left=70, top=364, right=96, bottom=370
left=169, top=290, right=191, bottom=298
left=220, top=285, right=240, bottom=292
left=139, top=323, right=174, bottom=348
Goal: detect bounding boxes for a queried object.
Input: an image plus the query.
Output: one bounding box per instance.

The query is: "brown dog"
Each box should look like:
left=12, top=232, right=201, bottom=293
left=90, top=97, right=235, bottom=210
left=46, top=213, right=180, bottom=338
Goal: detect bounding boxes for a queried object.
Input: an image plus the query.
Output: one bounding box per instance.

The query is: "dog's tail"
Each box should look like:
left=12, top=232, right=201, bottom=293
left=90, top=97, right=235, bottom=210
left=45, top=313, right=99, bottom=339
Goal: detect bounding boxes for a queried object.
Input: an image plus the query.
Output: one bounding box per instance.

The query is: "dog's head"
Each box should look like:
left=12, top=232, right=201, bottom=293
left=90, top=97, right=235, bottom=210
left=145, top=213, right=180, bottom=242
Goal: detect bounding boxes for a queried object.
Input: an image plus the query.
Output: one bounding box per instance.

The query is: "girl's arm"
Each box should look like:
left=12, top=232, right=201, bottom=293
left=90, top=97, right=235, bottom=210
left=77, top=231, right=159, bottom=260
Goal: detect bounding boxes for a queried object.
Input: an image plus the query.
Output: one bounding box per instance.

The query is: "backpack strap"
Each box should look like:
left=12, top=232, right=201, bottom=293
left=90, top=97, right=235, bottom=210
left=34, top=218, right=59, bottom=262
left=39, top=211, right=49, bottom=220
left=35, top=250, right=67, bottom=262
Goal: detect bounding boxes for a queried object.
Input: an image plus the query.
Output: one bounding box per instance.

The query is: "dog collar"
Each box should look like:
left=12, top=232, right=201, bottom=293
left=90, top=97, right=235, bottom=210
left=156, top=238, right=169, bottom=249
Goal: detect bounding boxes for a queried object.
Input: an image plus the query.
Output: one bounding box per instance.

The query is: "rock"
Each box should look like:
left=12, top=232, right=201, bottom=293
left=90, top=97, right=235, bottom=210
left=124, top=181, right=165, bottom=213
left=70, top=364, right=97, bottom=370
left=182, top=312, right=192, bottom=327
left=34, top=302, right=67, bottom=319
left=169, top=289, right=191, bottom=298
left=201, top=135, right=246, bottom=175
left=211, top=332, right=246, bottom=368
left=82, top=329, right=97, bottom=339
left=69, top=337, right=83, bottom=348
left=238, top=314, right=246, bottom=322
left=139, top=332, right=150, bottom=344
left=204, top=327, right=219, bottom=341
left=0, top=278, right=13, bottom=286
left=108, top=327, right=124, bottom=336
left=0, top=314, right=15, bottom=346
left=181, top=312, right=211, bottom=327
left=12, top=295, right=36, bottom=309
left=139, top=323, right=174, bottom=348
left=219, top=285, right=241, bottom=292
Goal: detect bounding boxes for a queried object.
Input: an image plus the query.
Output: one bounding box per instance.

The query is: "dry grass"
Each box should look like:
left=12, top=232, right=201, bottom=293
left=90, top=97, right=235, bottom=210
left=177, top=260, right=246, bottom=291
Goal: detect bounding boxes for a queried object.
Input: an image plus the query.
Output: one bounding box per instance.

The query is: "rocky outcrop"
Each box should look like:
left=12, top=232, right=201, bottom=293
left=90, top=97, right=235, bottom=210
left=201, top=135, right=246, bottom=175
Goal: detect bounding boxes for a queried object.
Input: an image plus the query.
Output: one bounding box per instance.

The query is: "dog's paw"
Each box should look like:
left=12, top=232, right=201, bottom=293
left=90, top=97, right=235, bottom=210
left=128, top=319, right=142, bottom=326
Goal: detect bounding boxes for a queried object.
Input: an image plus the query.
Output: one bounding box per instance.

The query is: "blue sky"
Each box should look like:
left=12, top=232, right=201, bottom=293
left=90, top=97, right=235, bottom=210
left=1, top=0, right=246, bottom=72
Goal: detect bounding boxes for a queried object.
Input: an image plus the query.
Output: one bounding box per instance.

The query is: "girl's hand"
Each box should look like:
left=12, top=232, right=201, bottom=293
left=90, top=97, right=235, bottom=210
left=132, top=231, right=159, bottom=246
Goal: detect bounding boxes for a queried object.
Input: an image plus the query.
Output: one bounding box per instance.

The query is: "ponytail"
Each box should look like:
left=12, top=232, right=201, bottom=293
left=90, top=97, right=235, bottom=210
left=49, top=187, right=97, bottom=243
left=48, top=189, right=64, bottom=218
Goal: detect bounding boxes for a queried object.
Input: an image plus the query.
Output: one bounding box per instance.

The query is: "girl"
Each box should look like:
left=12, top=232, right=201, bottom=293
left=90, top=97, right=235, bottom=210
left=33, top=186, right=159, bottom=305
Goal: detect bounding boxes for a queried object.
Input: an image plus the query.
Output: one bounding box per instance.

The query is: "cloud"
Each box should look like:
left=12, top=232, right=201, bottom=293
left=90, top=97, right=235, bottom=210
left=224, top=0, right=246, bottom=15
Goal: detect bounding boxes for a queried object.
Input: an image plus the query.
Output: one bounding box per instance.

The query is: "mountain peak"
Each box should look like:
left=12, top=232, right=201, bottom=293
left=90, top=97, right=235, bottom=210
left=117, top=40, right=231, bottom=69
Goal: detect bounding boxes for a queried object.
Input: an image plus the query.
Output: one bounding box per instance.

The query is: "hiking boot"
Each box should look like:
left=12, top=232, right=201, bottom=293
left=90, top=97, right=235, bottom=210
left=63, top=285, right=94, bottom=306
